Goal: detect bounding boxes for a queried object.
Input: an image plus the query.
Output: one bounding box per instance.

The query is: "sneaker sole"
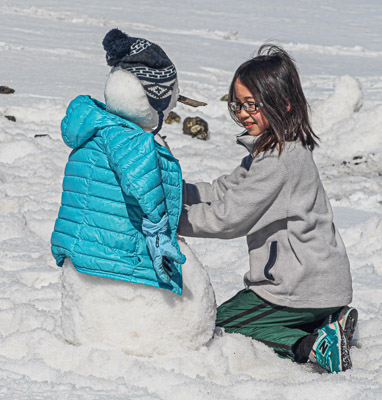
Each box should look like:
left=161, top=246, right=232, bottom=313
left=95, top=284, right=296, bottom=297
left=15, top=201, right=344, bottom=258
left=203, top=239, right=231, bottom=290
left=339, top=308, right=358, bottom=349
left=339, top=324, right=352, bottom=371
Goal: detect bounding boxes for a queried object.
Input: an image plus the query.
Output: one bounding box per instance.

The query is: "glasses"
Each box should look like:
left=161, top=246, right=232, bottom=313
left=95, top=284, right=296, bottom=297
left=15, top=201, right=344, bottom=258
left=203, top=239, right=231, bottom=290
left=228, top=101, right=262, bottom=113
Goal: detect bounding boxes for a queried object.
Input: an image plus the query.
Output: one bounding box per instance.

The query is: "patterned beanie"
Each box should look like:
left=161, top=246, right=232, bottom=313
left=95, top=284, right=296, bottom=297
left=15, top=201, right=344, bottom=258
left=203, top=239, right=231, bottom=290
left=103, top=28, right=177, bottom=134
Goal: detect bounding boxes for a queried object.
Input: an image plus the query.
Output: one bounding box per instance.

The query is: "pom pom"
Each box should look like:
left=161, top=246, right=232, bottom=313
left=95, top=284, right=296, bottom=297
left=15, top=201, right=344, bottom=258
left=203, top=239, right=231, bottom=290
left=102, top=28, right=132, bottom=62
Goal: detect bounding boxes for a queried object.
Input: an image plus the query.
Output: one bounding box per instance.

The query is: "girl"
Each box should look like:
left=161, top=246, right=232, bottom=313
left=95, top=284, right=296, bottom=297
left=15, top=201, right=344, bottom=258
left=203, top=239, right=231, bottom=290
left=178, top=44, right=358, bottom=373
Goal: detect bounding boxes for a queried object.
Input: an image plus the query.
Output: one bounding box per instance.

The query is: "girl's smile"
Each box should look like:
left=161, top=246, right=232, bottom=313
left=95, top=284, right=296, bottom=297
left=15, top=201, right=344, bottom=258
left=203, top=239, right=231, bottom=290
left=233, top=79, right=269, bottom=137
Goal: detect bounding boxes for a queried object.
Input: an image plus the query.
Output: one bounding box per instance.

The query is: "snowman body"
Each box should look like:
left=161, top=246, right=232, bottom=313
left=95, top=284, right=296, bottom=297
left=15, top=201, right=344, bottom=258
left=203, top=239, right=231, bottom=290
left=61, top=238, right=216, bottom=356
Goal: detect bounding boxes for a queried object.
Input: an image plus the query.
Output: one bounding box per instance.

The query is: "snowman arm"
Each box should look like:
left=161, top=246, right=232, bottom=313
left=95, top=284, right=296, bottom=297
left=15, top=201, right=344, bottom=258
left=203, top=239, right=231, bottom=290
left=103, top=127, right=166, bottom=224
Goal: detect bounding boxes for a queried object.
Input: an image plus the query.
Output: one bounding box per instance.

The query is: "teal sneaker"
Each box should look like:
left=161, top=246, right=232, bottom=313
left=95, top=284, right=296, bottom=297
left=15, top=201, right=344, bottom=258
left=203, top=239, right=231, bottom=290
left=324, top=306, right=358, bottom=349
left=309, top=321, right=352, bottom=373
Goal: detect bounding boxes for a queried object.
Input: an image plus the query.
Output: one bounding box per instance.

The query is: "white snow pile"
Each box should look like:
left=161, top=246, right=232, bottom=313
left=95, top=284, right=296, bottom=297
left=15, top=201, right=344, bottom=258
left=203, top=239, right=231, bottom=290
left=1, top=1, right=382, bottom=399
left=61, top=240, right=216, bottom=356
left=312, top=75, right=382, bottom=164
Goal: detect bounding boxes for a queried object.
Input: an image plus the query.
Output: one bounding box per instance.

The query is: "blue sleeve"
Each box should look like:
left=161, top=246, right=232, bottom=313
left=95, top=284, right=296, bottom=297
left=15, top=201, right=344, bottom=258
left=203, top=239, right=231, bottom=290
left=102, top=127, right=165, bottom=224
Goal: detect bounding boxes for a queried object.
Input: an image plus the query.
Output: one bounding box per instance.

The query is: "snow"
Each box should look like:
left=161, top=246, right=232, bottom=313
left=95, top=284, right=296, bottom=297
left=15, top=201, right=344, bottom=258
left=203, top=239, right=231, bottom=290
left=104, top=69, right=159, bottom=130
left=1, top=0, right=382, bottom=398
left=61, top=241, right=216, bottom=357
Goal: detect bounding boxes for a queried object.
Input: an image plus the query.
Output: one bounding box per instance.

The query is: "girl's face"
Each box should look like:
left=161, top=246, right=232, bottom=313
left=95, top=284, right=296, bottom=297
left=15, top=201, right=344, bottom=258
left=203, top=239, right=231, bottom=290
left=233, top=79, right=269, bottom=137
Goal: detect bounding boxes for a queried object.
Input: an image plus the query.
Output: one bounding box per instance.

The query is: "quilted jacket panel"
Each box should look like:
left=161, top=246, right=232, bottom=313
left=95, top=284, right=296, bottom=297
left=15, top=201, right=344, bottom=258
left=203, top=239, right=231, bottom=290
left=51, top=95, right=183, bottom=294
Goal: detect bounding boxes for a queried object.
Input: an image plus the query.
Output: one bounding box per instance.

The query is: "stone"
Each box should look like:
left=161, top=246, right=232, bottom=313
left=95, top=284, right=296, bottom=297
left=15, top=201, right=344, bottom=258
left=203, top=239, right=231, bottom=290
left=183, top=117, right=208, bottom=140
left=0, top=86, right=15, bottom=94
left=165, top=111, right=181, bottom=124
left=34, top=134, right=51, bottom=139
left=220, top=94, right=229, bottom=101
left=5, top=115, right=16, bottom=122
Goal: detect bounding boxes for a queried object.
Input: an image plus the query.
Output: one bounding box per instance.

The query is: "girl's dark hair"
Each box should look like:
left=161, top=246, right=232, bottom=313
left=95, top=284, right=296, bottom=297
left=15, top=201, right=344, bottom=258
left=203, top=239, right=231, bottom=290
left=228, top=44, right=319, bottom=156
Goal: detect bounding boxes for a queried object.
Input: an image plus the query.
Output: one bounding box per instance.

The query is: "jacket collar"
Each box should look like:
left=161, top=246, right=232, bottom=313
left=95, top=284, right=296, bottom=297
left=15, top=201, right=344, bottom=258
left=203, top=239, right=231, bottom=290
left=236, top=131, right=256, bottom=154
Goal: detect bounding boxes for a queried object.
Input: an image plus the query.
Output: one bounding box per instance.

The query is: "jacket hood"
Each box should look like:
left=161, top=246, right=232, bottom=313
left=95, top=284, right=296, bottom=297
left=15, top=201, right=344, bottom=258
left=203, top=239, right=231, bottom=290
left=61, top=95, right=144, bottom=149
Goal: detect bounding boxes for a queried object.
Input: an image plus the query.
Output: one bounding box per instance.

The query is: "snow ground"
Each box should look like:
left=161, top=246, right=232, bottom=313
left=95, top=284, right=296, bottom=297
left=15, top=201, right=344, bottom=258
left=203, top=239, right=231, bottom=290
left=0, top=1, right=382, bottom=399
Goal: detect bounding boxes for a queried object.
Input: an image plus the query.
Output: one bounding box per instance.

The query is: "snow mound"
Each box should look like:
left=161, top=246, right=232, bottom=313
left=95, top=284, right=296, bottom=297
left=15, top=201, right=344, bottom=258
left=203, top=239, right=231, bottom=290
left=312, top=74, right=363, bottom=133
left=61, top=237, right=217, bottom=356
left=312, top=75, right=382, bottom=162
left=341, top=215, right=382, bottom=275
left=4, top=102, right=65, bottom=125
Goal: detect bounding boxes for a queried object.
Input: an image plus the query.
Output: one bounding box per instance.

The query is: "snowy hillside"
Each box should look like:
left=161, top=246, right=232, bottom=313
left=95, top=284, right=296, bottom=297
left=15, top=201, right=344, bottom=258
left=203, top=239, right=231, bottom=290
left=0, top=1, right=382, bottom=399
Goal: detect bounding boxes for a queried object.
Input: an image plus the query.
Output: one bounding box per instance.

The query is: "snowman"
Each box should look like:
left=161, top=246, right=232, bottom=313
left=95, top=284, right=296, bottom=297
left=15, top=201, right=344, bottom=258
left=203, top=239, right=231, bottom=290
left=51, top=28, right=216, bottom=356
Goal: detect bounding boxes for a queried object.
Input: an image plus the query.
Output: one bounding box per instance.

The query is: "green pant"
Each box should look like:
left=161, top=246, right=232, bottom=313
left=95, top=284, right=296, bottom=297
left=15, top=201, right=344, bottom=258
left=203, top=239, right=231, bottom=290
left=216, top=289, right=341, bottom=360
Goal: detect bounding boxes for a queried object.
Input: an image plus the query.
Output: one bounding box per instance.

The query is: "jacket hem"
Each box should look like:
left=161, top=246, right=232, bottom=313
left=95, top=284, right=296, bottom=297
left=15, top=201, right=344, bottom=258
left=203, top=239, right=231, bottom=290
left=249, top=286, right=352, bottom=309
left=73, top=264, right=183, bottom=296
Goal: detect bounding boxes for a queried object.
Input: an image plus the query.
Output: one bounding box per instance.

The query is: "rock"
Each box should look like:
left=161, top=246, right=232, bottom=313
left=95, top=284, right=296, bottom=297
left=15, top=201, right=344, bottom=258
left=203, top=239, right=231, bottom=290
left=220, top=94, right=229, bottom=101
left=165, top=111, right=181, bottom=124
left=0, top=86, right=15, bottom=94
left=34, top=134, right=51, bottom=139
left=5, top=115, right=16, bottom=122
left=183, top=117, right=208, bottom=140
left=60, top=238, right=216, bottom=356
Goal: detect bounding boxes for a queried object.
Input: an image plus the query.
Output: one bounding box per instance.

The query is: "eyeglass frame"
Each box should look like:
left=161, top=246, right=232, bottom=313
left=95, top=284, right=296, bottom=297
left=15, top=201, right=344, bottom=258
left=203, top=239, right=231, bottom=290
left=228, top=101, right=263, bottom=114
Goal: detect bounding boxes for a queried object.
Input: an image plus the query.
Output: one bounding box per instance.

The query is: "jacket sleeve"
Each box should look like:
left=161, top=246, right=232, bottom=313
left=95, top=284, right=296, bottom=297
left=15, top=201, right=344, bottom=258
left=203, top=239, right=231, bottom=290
left=102, top=127, right=165, bottom=224
left=178, top=154, right=288, bottom=239
left=183, top=155, right=253, bottom=205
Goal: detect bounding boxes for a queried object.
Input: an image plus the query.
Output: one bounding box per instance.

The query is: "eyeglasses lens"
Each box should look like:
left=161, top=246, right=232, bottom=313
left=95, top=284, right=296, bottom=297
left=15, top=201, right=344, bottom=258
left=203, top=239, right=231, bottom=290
left=229, top=102, right=258, bottom=113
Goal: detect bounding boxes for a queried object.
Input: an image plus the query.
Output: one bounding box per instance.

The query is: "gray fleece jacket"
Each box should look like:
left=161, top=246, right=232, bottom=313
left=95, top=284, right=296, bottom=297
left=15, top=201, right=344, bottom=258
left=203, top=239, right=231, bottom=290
left=178, top=133, right=352, bottom=308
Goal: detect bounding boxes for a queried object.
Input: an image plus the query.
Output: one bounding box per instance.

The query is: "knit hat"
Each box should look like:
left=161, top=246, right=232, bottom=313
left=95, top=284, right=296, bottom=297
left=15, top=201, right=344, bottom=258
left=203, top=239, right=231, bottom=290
left=103, top=29, right=207, bottom=134
left=103, top=28, right=179, bottom=134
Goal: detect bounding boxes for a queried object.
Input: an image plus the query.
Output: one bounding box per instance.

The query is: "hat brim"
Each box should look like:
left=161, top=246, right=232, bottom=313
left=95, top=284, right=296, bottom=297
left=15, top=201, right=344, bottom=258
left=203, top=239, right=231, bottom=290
left=177, top=95, right=207, bottom=107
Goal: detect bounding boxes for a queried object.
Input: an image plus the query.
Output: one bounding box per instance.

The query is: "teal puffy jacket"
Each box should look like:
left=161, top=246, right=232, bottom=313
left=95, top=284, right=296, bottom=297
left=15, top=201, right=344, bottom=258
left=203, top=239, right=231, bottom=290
left=51, top=95, right=183, bottom=294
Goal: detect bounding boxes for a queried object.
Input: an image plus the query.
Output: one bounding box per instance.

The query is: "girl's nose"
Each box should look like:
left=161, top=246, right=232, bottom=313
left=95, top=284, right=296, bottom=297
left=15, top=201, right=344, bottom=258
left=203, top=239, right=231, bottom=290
left=237, top=107, right=251, bottom=118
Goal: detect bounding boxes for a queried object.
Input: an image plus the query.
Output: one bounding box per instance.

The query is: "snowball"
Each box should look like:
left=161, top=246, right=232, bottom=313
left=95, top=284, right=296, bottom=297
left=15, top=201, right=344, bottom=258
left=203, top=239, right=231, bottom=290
left=104, top=69, right=159, bottom=130
left=60, top=237, right=216, bottom=356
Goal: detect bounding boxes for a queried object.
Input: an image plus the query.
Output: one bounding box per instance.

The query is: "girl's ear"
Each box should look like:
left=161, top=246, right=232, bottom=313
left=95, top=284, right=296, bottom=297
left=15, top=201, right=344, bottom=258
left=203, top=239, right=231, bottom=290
left=286, top=103, right=291, bottom=112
